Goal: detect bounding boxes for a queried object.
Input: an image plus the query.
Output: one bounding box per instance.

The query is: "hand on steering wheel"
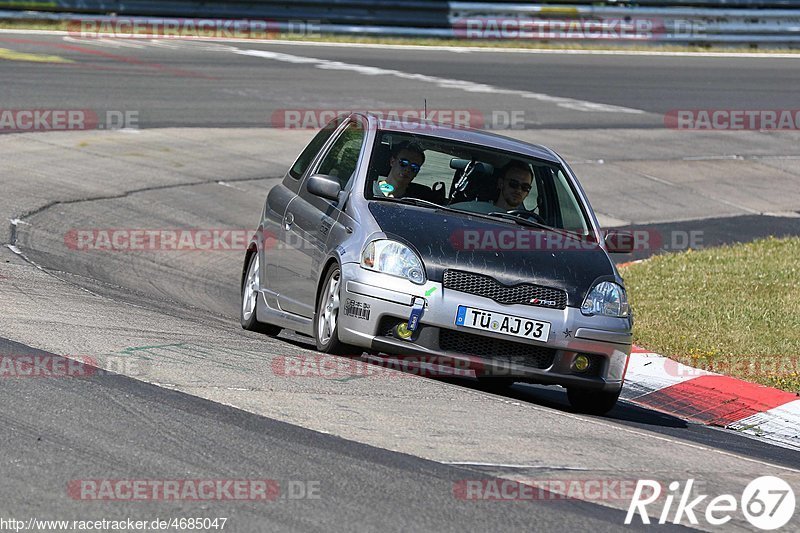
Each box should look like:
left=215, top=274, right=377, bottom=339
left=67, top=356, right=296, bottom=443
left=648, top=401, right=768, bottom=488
left=505, top=208, right=545, bottom=224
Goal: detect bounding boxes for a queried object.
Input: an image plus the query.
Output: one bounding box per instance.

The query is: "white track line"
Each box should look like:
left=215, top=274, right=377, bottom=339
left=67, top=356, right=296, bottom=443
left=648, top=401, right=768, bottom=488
left=62, top=35, right=142, bottom=48
left=444, top=462, right=597, bottom=470
left=233, top=47, right=645, bottom=114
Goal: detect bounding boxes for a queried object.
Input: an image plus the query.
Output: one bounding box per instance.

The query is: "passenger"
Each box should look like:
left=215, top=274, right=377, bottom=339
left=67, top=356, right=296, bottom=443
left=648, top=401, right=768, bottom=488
left=375, top=142, right=425, bottom=198
left=494, top=160, right=533, bottom=210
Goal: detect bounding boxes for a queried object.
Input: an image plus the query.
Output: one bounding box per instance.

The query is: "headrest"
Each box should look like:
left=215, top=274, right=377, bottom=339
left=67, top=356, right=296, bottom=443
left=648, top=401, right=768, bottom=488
left=373, top=142, right=392, bottom=177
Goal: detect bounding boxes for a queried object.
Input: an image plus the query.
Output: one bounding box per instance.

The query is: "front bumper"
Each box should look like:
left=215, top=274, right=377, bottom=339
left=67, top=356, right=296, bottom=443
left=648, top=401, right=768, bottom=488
left=337, top=264, right=632, bottom=393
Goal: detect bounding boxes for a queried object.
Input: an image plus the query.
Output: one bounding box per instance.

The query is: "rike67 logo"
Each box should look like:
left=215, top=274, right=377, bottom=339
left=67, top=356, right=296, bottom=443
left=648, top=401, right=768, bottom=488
left=626, top=477, right=795, bottom=530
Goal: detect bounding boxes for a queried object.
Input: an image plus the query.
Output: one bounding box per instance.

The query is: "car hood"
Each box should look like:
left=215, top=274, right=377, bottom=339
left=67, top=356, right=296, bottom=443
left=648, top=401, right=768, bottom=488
left=368, top=201, right=616, bottom=307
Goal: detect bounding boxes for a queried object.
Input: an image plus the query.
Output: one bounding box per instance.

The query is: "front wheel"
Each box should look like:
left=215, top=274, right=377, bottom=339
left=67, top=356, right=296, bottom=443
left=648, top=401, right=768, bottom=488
left=314, top=264, right=358, bottom=355
left=567, top=387, right=621, bottom=415
left=241, top=252, right=281, bottom=336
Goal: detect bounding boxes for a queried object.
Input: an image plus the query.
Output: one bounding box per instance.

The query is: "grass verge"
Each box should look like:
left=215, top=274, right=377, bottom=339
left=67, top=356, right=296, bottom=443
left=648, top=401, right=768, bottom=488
left=620, top=236, right=800, bottom=393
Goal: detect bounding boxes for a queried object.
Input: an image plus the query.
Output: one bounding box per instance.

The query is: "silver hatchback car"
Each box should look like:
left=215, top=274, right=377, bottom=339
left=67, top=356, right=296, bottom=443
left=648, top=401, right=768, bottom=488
left=241, top=113, right=634, bottom=414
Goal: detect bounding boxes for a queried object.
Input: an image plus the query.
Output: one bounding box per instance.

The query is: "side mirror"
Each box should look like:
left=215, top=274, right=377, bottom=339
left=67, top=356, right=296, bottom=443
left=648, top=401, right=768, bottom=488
left=307, top=174, right=342, bottom=201
left=604, top=230, right=634, bottom=254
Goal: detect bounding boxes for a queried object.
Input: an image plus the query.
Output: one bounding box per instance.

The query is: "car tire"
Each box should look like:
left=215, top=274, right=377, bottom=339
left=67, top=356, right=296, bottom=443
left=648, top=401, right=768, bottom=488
left=241, top=252, right=281, bottom=336
left=567, top=387, right=621, bottom=415
left=314, top=264, right=358, bottom=355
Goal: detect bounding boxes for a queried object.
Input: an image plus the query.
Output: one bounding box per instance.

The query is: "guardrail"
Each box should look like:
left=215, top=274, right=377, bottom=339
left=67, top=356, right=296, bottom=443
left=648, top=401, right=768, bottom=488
left=1, top=1, right=800, bottom=45
left=449, top=3, right=800, bottom=43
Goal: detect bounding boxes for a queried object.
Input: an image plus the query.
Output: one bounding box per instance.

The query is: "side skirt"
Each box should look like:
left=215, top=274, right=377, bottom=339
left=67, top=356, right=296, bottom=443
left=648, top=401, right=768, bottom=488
left=256, top=290, right=314, bottom=337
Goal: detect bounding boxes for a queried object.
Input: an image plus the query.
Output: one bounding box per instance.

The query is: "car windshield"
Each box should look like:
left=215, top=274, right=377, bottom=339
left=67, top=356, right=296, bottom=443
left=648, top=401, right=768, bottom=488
left=365, top=131, right=593, bottom=237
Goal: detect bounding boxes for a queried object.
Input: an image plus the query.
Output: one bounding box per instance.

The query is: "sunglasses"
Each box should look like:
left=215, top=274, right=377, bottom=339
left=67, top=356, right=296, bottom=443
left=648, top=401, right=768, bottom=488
left=506, top=179, right=532, bottom=192
left=398, top=158, right=421, bottom=175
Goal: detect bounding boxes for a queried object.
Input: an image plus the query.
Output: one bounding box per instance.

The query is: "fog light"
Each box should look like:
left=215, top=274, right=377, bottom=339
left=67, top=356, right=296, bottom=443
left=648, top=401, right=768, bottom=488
left=573, top=354, right=591, bottom=373
left=394, top=322, right=413, bottom=340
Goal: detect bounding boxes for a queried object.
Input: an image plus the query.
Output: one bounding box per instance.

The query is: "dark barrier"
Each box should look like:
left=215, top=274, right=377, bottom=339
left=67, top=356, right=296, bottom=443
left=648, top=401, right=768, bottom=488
left=0, top=0, right=451, bottom=27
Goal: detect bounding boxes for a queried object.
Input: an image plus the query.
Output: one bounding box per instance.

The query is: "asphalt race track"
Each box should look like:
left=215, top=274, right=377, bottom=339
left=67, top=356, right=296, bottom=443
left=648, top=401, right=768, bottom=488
left=1, top=32, right=799, bottom=532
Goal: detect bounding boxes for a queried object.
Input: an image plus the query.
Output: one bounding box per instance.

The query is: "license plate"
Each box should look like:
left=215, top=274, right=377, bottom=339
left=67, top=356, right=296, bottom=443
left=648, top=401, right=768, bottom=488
left=455, top=306, right=551, bottom=342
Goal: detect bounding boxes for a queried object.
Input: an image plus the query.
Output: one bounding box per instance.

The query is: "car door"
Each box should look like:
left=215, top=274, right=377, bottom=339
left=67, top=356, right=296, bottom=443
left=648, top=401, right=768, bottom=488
left=277, top=120, right=366, bottom=317
left=262, top=117, right=345, bottom=301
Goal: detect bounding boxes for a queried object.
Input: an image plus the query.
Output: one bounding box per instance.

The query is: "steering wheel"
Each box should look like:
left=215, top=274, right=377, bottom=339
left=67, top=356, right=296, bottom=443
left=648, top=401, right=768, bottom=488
left=506, top=209, right=545, bottom=224
left=453, top=160, right=479, bottom=193
left=463, top=160, right=479, bottom=179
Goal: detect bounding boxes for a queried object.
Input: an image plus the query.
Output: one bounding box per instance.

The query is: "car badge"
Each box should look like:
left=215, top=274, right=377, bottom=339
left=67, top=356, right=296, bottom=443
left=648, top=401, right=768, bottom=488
left=378, top=180, right=395, bottom=196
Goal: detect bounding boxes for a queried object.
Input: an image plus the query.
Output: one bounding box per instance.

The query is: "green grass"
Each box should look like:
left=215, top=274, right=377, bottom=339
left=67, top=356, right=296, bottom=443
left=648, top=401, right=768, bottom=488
left=620, top=237, right=800, bottom=392
left=0, top=20, right=67, bottom=31
left=1, top=19, right=800, bottom=54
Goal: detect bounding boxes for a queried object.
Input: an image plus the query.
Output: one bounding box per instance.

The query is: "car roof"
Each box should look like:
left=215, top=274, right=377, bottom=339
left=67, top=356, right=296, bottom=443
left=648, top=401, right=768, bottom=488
left=355, top=112, right=561, bottom=164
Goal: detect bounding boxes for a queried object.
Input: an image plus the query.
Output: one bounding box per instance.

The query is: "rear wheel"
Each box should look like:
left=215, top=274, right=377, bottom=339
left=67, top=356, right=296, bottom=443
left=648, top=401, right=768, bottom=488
left=567, top=387, right=621, bottom=415
left=314, top=264, right=358, bottom=355
left=241, top=252, right=281, bottom=336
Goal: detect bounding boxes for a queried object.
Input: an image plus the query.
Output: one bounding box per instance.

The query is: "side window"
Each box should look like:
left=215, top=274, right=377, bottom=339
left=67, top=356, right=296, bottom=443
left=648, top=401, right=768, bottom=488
left=315, top=122, right=365, bottom=189
left=289, top=118, right=342, bottom=179
left=553, top=169, right=589, bottom=235
left=520, top=165, right=543, bottom=211
left=409, top=149, right=451, bottom=191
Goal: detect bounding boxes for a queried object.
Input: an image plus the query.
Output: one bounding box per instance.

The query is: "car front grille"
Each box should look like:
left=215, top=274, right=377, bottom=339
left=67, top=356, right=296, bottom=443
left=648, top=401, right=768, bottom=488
left=439, top=329, right=556, bottom=370
left=442, top=270, right=567, bottom=310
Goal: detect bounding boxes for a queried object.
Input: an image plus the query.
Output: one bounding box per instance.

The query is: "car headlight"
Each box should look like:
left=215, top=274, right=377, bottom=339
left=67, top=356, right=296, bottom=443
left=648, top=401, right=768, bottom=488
left=361, top=240, right=426, bottom=285
left=581, top=281, right=629, bottom=318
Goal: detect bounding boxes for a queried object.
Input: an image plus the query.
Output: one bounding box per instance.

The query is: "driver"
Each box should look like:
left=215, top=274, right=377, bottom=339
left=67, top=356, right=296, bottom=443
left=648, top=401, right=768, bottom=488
left=494, top=161, right=533, bottom=210
left=375, top=142, right=426, bottom=198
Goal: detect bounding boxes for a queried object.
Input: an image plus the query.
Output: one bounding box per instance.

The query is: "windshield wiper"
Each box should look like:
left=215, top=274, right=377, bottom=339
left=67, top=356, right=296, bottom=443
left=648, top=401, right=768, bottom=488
left=484, top=211, right=584, bottom=242
left=376, top=197, right=591, bottom=244
left=379, top=196, right=460, bottom=213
